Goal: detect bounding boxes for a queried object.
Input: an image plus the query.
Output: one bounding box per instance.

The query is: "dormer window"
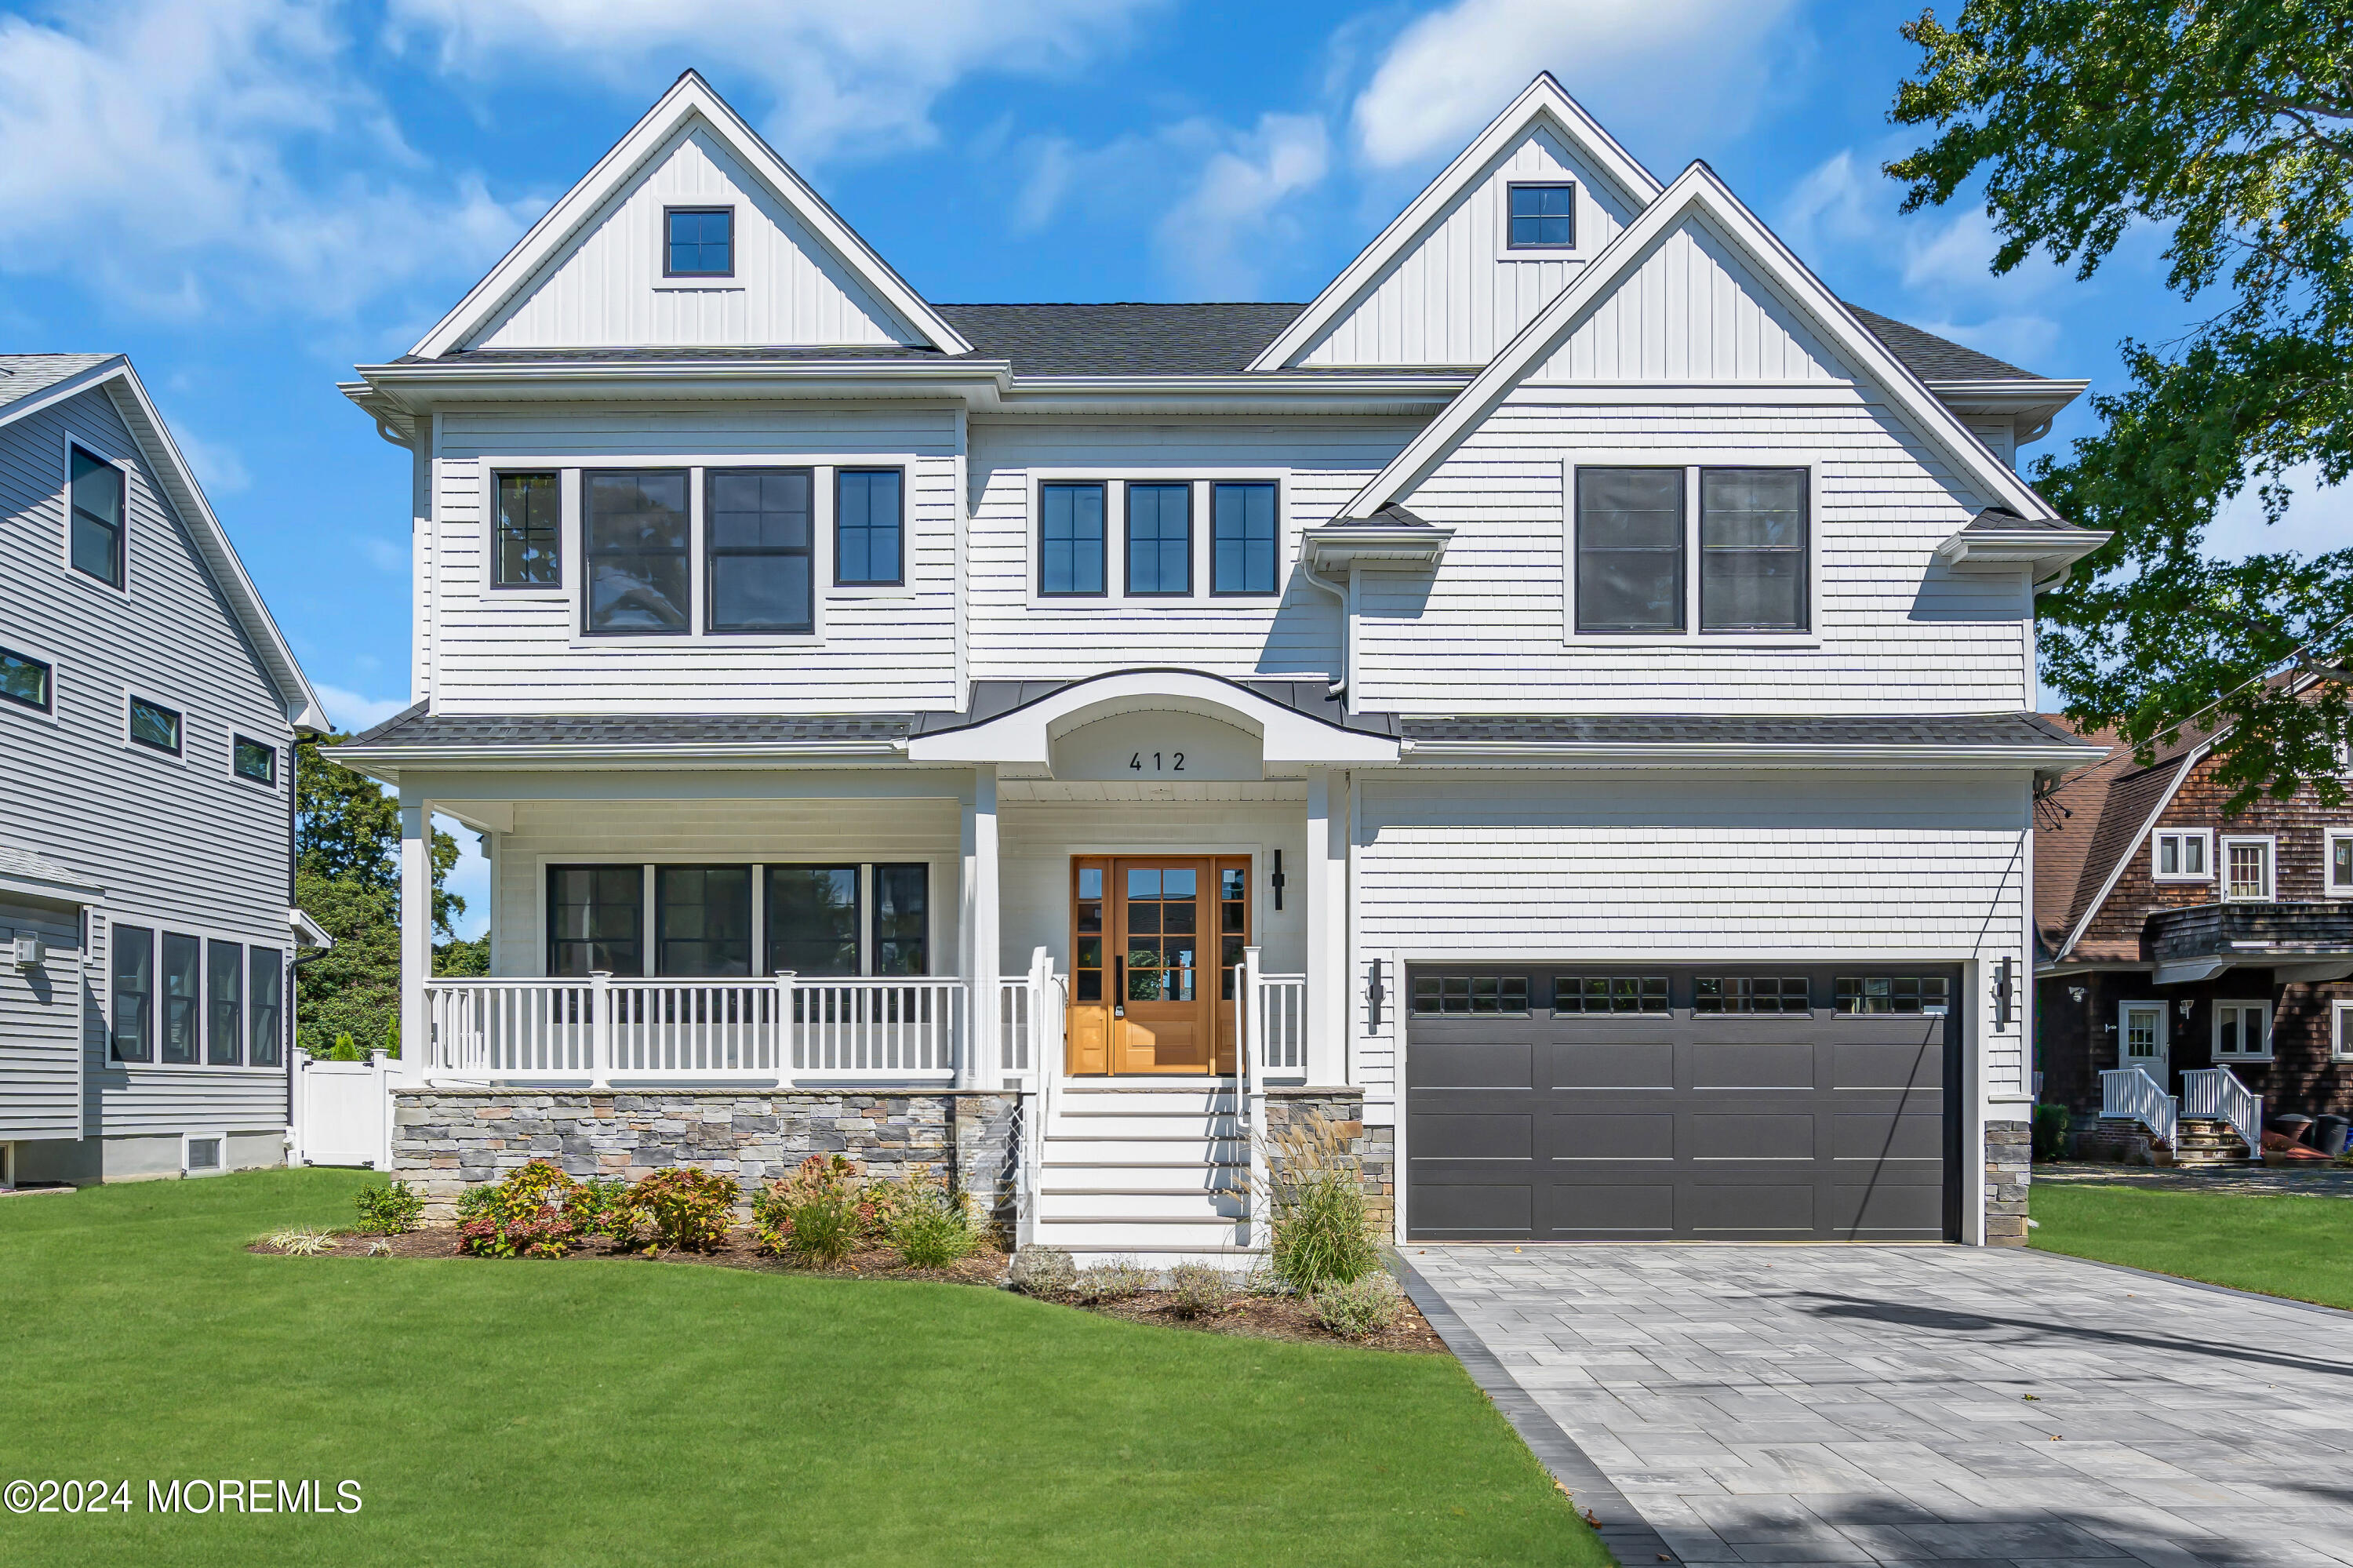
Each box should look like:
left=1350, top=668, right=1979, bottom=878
left=665, top=207, right=733, bottom=277
left=1507, top=183, right=1575, bottom=249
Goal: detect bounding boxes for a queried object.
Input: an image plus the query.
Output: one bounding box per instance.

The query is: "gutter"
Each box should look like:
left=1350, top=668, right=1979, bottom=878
left=330, top=739, right=916, bottom=784
left=1399, top=740, right=2097, bottom=771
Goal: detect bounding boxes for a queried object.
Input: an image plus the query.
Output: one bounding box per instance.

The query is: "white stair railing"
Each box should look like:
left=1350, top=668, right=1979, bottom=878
left=2099, top=1066, right=2178, bottom=1151
left=2180, top=1066, right=2262, bottom=1160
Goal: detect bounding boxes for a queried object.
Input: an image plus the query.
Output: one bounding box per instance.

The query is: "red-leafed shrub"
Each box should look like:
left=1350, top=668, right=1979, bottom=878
left=619, top=1167, right=737, bottom=1254
left=456, top=1159, right=584, bottom=1258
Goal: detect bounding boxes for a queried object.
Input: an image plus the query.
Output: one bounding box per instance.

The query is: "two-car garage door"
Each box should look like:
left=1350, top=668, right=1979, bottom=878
left=1405, top=965, right=1959, bottom=1242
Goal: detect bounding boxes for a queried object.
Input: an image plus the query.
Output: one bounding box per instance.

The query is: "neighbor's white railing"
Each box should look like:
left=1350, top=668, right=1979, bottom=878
left=424, top=973, right=966, bottom=1086
left=2099, top=1066, right=2178, bottom=1151
left=2180, top=1065, right=2263, bottom=1161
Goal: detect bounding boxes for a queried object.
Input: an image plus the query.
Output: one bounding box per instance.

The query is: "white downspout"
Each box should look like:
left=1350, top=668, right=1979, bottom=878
left=1300, top=553, right=1350, bottom=705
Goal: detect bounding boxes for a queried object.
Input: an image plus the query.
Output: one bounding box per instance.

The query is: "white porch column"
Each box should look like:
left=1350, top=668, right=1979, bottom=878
left=959, top=765, right=1000, bottom=1089
left=398, top=788, right=433, bottom=1087
left=1304, top=767, right=1348, bottom=1085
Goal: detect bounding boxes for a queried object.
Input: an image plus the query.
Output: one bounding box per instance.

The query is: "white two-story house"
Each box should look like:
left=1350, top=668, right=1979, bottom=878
left=339, top=71, right=2103, bottom=1254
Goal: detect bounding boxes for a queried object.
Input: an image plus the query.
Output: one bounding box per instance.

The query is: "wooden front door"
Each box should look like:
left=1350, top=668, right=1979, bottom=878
left=1067, top=857, right=1246, bottom=1075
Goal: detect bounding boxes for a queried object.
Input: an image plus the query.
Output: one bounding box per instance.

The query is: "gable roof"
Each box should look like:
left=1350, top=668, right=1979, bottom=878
left=409, top=71, right=970, bottom=360
left=1340, top=162, right=2072, bottom=525
left=1842, top=306, right=2037, bottom=383
left=1250, top=75, right=1662, bottom=372
left=2034, top=715, right=2228, bottom=962
left=0, top=355, right=325, bottom=733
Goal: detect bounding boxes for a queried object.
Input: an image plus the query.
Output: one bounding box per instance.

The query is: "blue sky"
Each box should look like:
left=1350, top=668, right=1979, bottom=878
left=3, top=0, right=2340, bottom=936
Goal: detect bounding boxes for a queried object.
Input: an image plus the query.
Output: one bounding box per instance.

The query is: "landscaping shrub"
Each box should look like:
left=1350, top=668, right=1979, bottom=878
left=351, top=1179, right=424, bottom=1235
left=260, top=1227, right=337, bottom=1256
left=1008, top=1246, right=1076, bottom=1297
left=1313, top=1271, right=1405, bottom=1338
left=621, top=1167, right=737, bottom=1254
left=860, top=1171, right=938, bottom=1243
left=1075, top=1257, right=1155, bottom=1302
left=566, top=1176, right=633, bottom=1242
left=889, top=1189, right=980, bottom=1268
left=2032, top=1103, right=2072, bottom=1163
left=1167, top=1263, right=1233, bottom=1319
left=1264, top=1111, right=1381, bottom=1293
left=457, top=1159, right=582, bottom=1259
left=752, top=1153, right=865, bottom=1264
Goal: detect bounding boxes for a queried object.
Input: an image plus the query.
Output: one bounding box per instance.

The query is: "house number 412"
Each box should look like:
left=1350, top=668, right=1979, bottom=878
left=1129, top=751, right=1185, bottom=772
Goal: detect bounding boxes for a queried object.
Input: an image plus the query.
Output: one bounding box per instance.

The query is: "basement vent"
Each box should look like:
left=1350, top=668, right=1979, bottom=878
left=185, top=1137, right=223, bottom=1173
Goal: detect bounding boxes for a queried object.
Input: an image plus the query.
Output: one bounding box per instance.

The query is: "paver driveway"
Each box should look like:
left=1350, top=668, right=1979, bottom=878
left=1409, top=1244, right=2353, bottom=1568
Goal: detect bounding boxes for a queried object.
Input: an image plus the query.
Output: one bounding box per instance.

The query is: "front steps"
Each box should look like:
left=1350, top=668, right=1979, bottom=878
left=1031, top=1082, right=1263, bottom=1269
left=2172, top=1116, right=2256, bottom=1170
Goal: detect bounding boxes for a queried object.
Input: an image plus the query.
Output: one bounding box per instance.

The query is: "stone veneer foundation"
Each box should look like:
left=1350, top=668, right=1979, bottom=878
left=1260, top=1087, right=1392, bottom=1240
left=1983, top=1122, right=2031, bottom=1246
left=391, top=1087, right=1020, bottom=1232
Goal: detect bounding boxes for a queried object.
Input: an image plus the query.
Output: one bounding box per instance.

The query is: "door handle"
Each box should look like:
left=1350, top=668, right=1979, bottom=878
left=1114, top=954, right=1125, bottom=1018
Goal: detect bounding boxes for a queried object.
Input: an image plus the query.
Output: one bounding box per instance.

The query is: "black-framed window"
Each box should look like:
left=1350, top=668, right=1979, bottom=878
left=111, top=923, right=154, bottom=1063
left=1553, top=976, right=1669, bottom=1014
left=583, top=471, right=690, bottom=635
left=835, top=468, right=904, bottom=586
left=231, top=736, right=276, bottom=786
left=707, top=468, right=813, bottom=634
left=655, top=865, right=753, bottom=977
left=1125, top=482, right=1191, bottom=595
left=69, top=444, right=125, bottom=588
left=1575, top=467, right=1685, bottom=633
left=248, top=948, right=283, bottom=1068
left=873, top=864, right=929, bottom=976
left=1695, top=975, right=1810, bottom=1014
left=1700, top=468, right=1808, bottom=633
left=1413, top=974, right=1530, bottom=1016
left=766, top=865, right=860, bottom=977
left=128, top=695, right=181, bottom=755
left=547, top=864, right=644, bottom=977
left=1507, top=182, right=1576, bottom=248
left=1039, top=481, right=1107, bottom=596
left=1835, top=975, right=1951, bottom=1016
left=207, top=940, right=243, bottom=1064
left=665, top=207, right=733, bottom=277
left=0, top=646, right=51, bottom=712
left=1212, top=482, right=1278, bottom=595
left=159, top=932, right=200, bottom=1064
left=493, top=471, right=560, bottom=588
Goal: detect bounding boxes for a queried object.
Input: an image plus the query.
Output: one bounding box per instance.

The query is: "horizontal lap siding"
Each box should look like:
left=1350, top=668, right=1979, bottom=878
left=434, top=407, right=960, bottom=712
left=0, top=898, right=82, bottom=1139
left=1359, top=394, right=2029, bottom=711
left=491, top=795, right=963, bottom=976
left=1351, top=770, right=2031, bottom=1105
left=966, top=417, right=1419, bottom=682
left=0, top=387, right=296, bottom=1141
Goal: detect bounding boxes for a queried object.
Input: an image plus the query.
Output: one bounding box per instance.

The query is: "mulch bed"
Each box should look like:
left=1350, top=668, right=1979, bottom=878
left=247, top=1227, right=1442, bottom=1351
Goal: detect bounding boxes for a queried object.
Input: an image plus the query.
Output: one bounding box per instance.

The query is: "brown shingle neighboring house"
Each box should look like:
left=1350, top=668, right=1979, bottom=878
left=2035, top=712, right=2353, bottom=1122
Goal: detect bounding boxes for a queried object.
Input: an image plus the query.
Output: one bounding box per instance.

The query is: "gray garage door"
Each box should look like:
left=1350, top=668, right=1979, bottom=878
left=1405, top=965, right=1959, bottom=1242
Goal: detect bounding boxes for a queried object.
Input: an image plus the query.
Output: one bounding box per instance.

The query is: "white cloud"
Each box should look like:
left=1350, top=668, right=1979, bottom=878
left=0, top=0, right=536, bottom=316
left=358, top=535, right=409, bottom=573
left=1913, top=315, right=2062, bottom=371
left=315, top=683, right=411, bottom=733
left=2209, top=462, right=2353, bottom=562
left=1351, top=0, right=1802, bottom=170
left=172, top=428, right=252, bottom=495
left=1158, top=114, right=1330, bottom=295
left=385, top=0, right=1166, bottom=163
left=434, top=813, right=489, bottom=940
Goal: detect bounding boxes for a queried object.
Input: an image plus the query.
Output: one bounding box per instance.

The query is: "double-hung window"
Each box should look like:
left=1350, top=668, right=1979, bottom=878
left=547, top=865, right=645, bottom=977
left=69, top=444, right=125, bottom=588
left=1039, top=482, right=1107, bottom=596
left=1126, top=482, right=1191, bottom=595
left=707, top=468, right=813, bottom=633
left=248, top=948, right=284, bottom=1067
left=583, top=471, right=690, bottom=635
left=835, top=469, right=903, bottom=587
left=2154, top=830, right=2212, bottom=882
left=655, top=866, right=753, bottom=977
left=111, top=924, right=155, bottom=1063
left=2222, top=838, right=2275, bottom=901
left=493, top=471, right=561, bottom=588
left=0, top=645, right=51, bottom=712
left=207, top=940, right=242, bottom=1064
left=1573, top=464, right=1810, bottom=636
left=159, top=932, right=201, bottom=1064
left=2214, top=1000, right=2271, bottom=1060
left=1212, top=482, right=1278, bottom=595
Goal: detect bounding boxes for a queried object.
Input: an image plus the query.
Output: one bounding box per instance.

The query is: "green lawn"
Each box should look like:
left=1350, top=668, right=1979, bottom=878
left=2031, top=1181, right=2353, bottom=1309
left=0, top=1170, right=1601, bottom=1567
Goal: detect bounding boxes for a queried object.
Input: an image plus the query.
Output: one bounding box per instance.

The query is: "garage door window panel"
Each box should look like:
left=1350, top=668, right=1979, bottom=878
left=1835, top=975, right=1949, bottom=1016
left=1413, top=974, right=1529, bottom=1016
left=1552, top=974, right=1667, bottom=1013
left=1695, top=976, right=1811, bottom=1013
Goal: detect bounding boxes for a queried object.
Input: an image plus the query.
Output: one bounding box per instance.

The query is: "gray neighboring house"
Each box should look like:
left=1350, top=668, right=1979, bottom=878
left=0, top=354, right=327, bottom=1185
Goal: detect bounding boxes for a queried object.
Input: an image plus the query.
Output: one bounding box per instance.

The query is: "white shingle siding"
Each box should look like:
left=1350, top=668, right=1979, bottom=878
left=1298, top=126, right=1636, bottom=368
left=468, top=124, right=922, bottom=351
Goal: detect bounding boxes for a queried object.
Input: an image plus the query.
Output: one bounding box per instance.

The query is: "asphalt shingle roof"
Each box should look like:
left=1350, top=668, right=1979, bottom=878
left=342, top=706, right=913, bottom=749
left=0, top=354, right=118, bottom=417
left=1402, top=713, right=2092, bottom=748
left=1841, top=306, right=2039, bottom=381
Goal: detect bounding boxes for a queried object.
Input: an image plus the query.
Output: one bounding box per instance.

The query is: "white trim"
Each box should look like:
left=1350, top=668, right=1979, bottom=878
left=476, top=460, right=571, bottom=603
left=227, top=732, right=283, bottom=791
left=1020, top=470, right=1293, bottom=610
left=0, top=632, right=64, bottom=727
left=59, top=427, right=134, bottom=598
left=2332, top=999, right=2353, bottom=1062
left=1340, top=162, right=2060, bottom=526
left=2328, top=830, right=2353, bottom=898
left=122, top=686, right=189, bottom=763
left=2057, top=748, right=2206, bottom=960
left=904, top=670, right=1401, bottom=768
left=2220, top=835, right=2278, bottom=902
left=1562, top=454, right=1825, bottom=646
left=2118, top=999, right=2168, bottom=1077
left=100, top=913, right=291, bottom=1071
left=180, top=1130, right=231, bottom=1177
left=1251, top=73, right=1661, bottom=370
left=2212, top=998, right=2273, bottom=1062
left=2151, top=828, right=2214, bottom=884
left=410, top=72, right=969, bottom=359
left=1496, top=177, right=1590, bottom=263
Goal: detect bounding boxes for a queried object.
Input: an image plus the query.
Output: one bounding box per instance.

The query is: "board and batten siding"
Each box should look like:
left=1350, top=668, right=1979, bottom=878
left=1349, top=769, right=2033, bottom=1115
left=431, top=406, right=962, bottom=713
left=1297, top=126, right=1638, bottom=368
left=1356, top=392, right=2031, bottom=712
left=0, top=896, right=83, bottom=1140
left=964, top=416, right=1419, bottom=684
left=0, top=384, right=296, bottom=1143
left=468, top=122, right=923, bottom=351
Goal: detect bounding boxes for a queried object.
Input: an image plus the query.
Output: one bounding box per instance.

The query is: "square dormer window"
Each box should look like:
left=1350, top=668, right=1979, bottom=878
left=665, top=208, right=733, bottom=278
left=1507, top=183, right=1575, bottom=249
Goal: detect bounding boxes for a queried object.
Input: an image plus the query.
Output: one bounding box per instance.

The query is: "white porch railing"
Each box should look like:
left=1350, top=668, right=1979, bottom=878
left=1238, top=946, right=1306, bottom=1250
left=2180, top=1065, right=2262, bottom=1159
left=424, top=973, right=967, bottom=1086
left=2099, top=1066, right=2178, bottom=1151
